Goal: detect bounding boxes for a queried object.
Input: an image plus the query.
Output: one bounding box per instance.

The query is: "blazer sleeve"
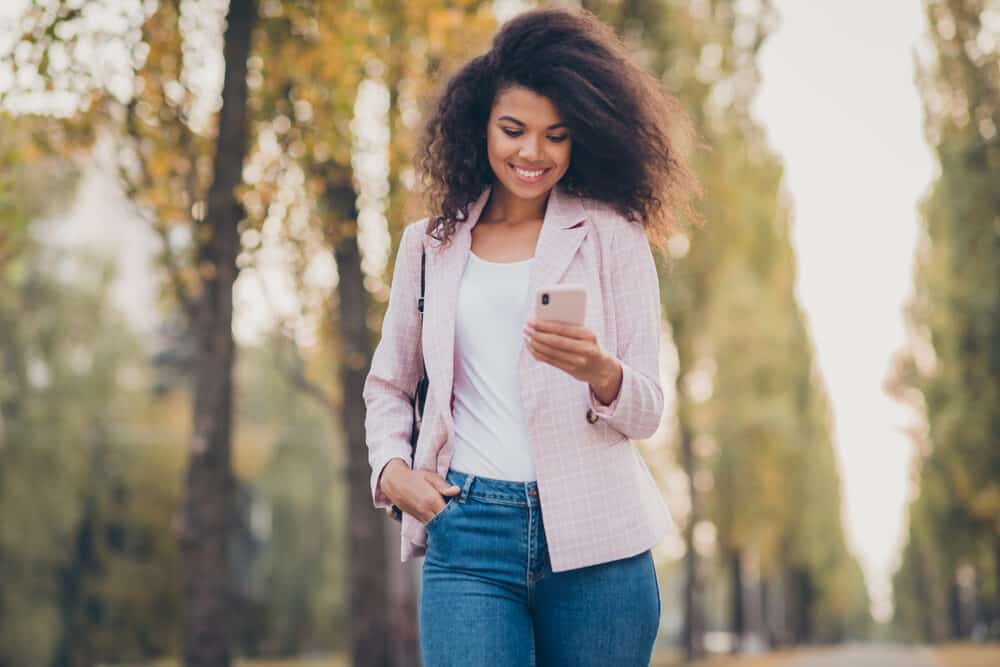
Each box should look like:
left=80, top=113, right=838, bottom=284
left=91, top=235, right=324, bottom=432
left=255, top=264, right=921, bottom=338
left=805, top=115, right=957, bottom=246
left=362, top=220, right=425, bottom=510
left=586, top=219, right=665, bottom=440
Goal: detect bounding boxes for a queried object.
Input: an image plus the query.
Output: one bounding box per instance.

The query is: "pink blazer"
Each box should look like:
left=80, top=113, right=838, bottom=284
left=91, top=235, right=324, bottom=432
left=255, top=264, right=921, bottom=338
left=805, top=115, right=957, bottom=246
left=362, top=183, right=675, bottom=572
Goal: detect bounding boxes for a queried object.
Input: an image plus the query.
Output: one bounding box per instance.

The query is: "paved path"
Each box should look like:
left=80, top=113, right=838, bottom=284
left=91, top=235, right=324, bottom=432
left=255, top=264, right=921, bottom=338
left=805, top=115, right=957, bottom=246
left=785, top=644, right=941, bottom=667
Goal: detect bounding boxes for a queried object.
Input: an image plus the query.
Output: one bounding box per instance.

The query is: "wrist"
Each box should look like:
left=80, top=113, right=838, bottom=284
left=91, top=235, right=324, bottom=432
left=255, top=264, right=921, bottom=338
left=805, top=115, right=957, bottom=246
left=381, top=457, right=410, bottom=492
left=590, top=355, right=622, bottom=406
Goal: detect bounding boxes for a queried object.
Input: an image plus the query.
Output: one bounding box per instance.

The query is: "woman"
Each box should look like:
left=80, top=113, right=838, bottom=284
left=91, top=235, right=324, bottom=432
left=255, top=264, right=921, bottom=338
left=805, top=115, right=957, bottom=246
left=362, top=7, right=699, bottom=666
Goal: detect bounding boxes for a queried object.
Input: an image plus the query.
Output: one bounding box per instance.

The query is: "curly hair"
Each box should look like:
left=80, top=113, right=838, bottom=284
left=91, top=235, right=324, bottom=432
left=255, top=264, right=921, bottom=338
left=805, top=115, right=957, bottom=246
left=416, top=6, right=701, bottom=251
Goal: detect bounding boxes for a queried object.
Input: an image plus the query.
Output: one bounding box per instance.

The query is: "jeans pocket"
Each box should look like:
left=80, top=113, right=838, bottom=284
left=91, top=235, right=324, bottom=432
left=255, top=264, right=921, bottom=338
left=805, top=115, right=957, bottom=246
left=423, top=495, right=458, bottom=529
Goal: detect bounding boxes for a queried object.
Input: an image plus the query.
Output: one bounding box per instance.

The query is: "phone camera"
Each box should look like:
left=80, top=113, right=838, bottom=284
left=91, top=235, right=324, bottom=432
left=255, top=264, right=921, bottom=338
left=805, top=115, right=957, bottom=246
left=541, top=293, right=549, bottom=305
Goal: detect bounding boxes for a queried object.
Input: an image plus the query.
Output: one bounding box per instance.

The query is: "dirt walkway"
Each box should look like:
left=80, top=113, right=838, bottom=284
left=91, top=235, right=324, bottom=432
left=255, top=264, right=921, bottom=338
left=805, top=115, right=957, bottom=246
left=784, top=644, right=941, bottom=667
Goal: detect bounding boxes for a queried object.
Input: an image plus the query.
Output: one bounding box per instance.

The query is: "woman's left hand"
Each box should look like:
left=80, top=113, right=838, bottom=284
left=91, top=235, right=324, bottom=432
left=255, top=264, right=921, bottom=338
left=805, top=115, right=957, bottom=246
left=522, top=319, right=619, bottom=391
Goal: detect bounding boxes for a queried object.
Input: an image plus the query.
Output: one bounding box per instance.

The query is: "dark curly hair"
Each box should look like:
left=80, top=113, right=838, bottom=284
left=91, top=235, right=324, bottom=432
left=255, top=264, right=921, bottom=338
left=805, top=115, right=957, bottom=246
left=417, top=6, right=701, bottom=251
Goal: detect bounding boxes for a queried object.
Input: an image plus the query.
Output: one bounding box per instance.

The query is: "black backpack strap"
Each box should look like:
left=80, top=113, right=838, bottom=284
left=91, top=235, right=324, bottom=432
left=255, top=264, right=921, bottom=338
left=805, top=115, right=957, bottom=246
left=418, top=247, right=425, bottom=319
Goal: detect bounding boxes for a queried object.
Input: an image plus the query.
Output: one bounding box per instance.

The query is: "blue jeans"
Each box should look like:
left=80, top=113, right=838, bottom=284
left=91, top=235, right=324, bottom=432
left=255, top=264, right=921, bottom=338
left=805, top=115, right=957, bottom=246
left=419, top=469, right=661, bottom=666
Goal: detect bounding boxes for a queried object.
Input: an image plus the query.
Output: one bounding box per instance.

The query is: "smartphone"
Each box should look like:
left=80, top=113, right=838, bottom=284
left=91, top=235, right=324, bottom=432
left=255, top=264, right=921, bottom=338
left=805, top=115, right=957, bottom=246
left=534, top=284, right=586, bottom=326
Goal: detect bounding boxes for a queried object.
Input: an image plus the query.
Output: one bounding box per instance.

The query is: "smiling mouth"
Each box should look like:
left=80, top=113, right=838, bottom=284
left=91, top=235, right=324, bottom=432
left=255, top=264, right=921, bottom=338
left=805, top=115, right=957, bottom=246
left=508, top=162, right=551, bottom=183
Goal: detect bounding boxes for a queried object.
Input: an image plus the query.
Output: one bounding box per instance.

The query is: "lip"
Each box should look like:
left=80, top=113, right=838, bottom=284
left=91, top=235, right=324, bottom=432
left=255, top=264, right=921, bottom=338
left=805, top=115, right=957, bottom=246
left=508, top=162, right=551, bottom=184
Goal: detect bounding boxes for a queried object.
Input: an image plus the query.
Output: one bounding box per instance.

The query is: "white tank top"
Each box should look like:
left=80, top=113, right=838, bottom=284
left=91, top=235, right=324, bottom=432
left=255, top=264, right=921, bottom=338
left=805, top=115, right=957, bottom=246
left=449, top=251, right=536, bottom=481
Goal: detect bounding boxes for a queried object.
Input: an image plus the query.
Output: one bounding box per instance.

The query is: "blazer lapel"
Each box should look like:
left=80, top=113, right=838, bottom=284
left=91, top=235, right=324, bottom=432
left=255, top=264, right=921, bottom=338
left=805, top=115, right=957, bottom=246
left=521, top=183, right=588, bottom=323
left=424, top=186, right=490, bottom=417
left=424, top=183, right=589, bottom=429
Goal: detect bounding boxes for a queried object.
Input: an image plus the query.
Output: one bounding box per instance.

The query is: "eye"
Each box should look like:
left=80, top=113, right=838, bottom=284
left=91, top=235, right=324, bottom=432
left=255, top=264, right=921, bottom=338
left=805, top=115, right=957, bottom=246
left=500, top=127, right=569, bottom=144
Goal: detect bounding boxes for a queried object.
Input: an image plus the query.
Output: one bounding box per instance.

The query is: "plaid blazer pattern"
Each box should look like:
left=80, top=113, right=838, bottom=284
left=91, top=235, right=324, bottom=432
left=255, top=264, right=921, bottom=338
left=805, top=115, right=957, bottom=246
left=362, top=183, right=675, bottom=572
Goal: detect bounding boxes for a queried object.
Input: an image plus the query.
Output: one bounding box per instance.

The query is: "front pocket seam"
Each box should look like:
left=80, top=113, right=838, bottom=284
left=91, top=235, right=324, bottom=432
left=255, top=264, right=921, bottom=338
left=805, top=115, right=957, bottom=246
left=423, top=497, right=457, bottom=529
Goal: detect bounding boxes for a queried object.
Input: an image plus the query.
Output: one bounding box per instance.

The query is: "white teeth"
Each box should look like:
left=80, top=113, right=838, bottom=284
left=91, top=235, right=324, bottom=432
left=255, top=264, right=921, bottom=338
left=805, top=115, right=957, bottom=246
left=513, top=165, right=545, bottom=178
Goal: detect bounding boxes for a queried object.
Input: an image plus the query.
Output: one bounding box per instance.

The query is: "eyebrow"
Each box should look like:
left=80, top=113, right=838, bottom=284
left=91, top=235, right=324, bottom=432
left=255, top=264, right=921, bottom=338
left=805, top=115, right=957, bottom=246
left=497, top=115, right=568, bottom=130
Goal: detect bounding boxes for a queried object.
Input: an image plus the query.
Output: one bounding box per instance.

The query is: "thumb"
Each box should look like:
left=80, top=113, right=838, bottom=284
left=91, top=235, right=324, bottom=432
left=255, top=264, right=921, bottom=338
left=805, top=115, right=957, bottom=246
left=433, top=476, right=461, bottom=495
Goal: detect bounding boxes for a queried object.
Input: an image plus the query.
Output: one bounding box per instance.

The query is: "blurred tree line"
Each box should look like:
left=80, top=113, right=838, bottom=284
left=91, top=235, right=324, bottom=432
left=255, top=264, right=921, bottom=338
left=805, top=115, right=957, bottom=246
left=580, top=0, right=870, bottom=657
left=888, top=0, right=1000, bottom=643
left=1, top=1, right=869, bottom=666
left=1, top=110, right=344, bottom=665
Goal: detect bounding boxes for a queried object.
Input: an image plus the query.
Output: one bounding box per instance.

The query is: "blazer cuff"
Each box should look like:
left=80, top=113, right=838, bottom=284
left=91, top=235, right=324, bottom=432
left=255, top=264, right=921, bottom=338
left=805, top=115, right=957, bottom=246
left=587, top=359, right=628, bottom=418
left=586, top=360, right=662, bottom=440
left=370, top=451, right=412, bottom=510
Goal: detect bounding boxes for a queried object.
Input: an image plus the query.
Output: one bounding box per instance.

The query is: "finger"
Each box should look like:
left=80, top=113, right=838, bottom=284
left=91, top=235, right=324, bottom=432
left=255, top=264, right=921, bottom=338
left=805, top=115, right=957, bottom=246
left=527, top=343, right=575, bottom=373
left=528, top=328, right=591, bottom=353
left=428, top=474, right=461, bottom=494
left=528, top=319, right=593, bottom=340
left=527, top=336, right=587, bottom=367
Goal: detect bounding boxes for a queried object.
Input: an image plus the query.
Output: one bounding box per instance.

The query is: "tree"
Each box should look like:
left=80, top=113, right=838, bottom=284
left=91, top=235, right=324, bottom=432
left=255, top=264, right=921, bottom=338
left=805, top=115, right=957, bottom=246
left=580, top=0, right=869, bottom=651
left=2, top=1, right=259, bottom=663
left=243, top=3, right=495, bottom=663
left=0, top=113, right=82, bottom=667
left=891, top=0, right=1000, bottom=640
left=177, top=2, right=257, bottom=665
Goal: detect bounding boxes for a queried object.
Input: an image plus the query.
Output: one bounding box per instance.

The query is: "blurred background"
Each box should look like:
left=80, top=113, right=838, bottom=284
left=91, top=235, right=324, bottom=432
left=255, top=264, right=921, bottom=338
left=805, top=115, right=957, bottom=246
left=0, top=1, right=997, bottom=666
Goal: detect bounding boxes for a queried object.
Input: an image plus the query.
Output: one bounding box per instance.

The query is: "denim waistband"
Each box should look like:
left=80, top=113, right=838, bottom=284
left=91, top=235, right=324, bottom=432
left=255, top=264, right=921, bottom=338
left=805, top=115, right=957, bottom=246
left=444, top=469, right=540, bottom=507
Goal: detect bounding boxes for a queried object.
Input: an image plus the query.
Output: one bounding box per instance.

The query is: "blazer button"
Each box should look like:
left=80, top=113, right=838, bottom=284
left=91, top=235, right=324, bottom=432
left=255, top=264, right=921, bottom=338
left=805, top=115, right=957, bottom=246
left=586, top=408, right=598, bottom=424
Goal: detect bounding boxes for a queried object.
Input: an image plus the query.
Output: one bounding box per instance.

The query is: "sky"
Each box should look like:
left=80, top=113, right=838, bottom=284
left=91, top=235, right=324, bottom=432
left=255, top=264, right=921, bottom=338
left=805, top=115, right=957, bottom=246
left=1, top=0, right=939, bottom=627
left=753, top=1, right=935, bottom=622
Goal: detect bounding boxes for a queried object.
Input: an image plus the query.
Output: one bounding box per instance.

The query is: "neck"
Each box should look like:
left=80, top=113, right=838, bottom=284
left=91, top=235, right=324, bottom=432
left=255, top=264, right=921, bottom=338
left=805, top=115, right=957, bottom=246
left=481, top=182, right=551, bottom=224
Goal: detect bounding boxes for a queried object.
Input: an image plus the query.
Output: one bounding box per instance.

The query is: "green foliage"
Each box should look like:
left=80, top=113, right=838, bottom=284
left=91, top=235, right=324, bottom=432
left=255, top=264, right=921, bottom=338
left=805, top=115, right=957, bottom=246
left=233, top=339, right=345, bottom=658
left=0, top=242, right=184, bottom=665
left=582, top=0, right=870, bottom=641
left=0, top=114, right=84, bottom=666
left=0, top=242, right=345, bottom=664
left=891, top=0, right=1000, bottom=642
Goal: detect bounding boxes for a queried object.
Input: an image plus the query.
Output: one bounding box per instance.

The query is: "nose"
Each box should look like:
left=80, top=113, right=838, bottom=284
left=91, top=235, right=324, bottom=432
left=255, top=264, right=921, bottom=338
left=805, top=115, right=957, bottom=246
left=518, top=134, right=543, bottom=162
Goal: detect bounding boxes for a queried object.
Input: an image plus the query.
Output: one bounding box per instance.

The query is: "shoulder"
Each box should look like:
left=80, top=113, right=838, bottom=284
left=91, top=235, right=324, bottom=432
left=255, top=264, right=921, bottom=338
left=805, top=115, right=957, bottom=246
left=403, top=217, right=430, bottom=241
left=578, top=197, right=649, bottom=251
left=401, top=217, right=432, bottom=252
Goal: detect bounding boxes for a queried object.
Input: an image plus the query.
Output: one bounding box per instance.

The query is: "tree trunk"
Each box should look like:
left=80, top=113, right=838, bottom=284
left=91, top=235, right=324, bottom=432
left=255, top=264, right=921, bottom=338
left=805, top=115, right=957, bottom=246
left=729, top=549, right=745, bottom=653
left=761, top=574, right=782, bottom=649
left=790, top=567, right=814, bottom=644
left=389, top=560, right=422, bottom=667
left=994, top=542, right=1000, bottom=639
left=324, top=176, right=399, bottom=667
left=947, top=571, right=962, bottom=640
left=669, top=314, right=704, bottom=661
left=680, top=427, right=704, bottom=660
left=53, top=441, right=103, bottom=667
left=179, top=2, right=256, bottom=666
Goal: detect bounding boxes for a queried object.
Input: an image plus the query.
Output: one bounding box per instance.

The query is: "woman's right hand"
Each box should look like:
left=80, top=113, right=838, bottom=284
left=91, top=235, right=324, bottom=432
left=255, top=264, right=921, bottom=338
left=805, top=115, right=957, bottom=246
left=380, top=458, right=461, bottom=524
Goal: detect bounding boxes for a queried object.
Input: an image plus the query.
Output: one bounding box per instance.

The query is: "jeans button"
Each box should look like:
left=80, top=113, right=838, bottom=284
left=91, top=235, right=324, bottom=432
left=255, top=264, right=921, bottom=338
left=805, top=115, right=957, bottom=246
left=528, top=487, right=538, bottom=496
left=586, top=408, right=598, bottom=424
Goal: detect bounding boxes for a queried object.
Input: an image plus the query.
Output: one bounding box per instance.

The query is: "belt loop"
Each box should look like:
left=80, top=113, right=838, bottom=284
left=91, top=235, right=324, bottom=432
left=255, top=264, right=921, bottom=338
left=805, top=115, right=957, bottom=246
left=459, top=473, right=475, bottom=503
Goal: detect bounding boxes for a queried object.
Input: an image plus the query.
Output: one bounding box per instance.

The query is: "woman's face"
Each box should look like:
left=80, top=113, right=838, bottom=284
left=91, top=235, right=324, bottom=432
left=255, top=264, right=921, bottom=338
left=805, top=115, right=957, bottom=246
left=486, top=85, right=572, bottom=201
